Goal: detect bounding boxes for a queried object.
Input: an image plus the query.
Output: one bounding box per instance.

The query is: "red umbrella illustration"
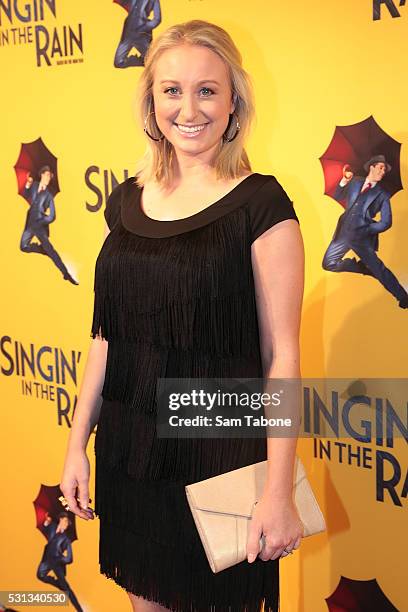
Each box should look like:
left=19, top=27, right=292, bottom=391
left=14, top=137, right=60, bottom=202
left=326, top=576, right=399, bottom=611
left=319, top=115, right=403, bottom=206
left=33, top=484, right=77, bottom=543
left=114, top=0, right=131, bottom=12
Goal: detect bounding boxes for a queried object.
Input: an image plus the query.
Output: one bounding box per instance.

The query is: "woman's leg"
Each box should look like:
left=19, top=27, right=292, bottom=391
left=127, top=592, right=171, bottom=611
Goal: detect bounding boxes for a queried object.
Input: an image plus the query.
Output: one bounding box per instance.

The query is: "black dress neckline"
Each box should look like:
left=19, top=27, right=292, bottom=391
left=120, top=172, right=271, bottom=238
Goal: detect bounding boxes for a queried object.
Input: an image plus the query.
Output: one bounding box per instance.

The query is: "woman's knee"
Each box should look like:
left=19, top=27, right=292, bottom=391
left=126, top=591, right=170, bottom=611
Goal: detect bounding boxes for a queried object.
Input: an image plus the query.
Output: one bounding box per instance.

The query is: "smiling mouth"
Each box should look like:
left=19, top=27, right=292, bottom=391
left=174, top=122, right=208, bottom=133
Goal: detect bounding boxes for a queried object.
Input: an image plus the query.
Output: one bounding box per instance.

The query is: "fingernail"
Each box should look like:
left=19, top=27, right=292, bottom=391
left=247, top=554, right=256, bottom=563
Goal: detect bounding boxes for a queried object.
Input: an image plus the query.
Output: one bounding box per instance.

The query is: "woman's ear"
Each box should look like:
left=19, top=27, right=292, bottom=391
left=231, top=91, right=237, bottom=114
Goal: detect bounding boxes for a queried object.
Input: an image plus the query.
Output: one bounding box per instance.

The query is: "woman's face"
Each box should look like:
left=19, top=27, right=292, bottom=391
left=151, top=44, right=235, bottom=160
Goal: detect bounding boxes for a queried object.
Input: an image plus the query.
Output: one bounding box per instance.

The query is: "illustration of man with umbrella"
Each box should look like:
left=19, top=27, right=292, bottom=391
left=322, top=154, right=408, bottom=309
left=21, top=167, right=78, bottom=285
left=36, top=511, right=83, bottom=612
left=114, top=0, right=161, bottom=68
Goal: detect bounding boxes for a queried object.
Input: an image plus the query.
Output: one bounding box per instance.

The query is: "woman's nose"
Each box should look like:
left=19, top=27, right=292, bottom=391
left=178, top=93, right=199, bottom=122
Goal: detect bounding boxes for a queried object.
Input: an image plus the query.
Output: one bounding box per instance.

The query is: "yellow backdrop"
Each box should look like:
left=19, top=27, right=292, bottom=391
left=1, top=1, right=406, bottom=611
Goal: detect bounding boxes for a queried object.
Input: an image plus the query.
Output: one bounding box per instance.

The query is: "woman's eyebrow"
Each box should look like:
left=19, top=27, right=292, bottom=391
left=159, top=79, right=220, bottom=85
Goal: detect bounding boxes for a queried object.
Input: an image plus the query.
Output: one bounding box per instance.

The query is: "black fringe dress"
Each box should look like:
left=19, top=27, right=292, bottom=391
left=91, top=172, right=299, bottom=612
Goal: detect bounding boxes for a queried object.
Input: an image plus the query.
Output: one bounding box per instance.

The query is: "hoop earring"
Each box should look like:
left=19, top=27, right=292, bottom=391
left=144, top=110, right=165, bottom=142
left=222, top=112, right=240, bottom=143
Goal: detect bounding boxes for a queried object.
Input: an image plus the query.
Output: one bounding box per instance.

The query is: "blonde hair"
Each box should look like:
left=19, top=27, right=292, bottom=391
left=134, top=19, right=255, bottom=188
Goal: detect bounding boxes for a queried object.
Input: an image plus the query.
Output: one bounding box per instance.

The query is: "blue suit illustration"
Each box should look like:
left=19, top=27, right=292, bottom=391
left=20, top=169, right=78, bottom=284
left=114, top=0, right=161, bottom=68
left=23, top=181, right=56, bottom=232
left=322, top=157, right=408, bottom=308
left=36, top=514, right=82, bottom=612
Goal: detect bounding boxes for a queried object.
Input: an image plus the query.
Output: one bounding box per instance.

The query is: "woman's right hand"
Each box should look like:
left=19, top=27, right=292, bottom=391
left=60, top=449, right=95, bottom=521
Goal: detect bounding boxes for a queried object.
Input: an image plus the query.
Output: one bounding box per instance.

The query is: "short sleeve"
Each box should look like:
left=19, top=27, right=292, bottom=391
left=248, top=176, right=299, bottom=243
left=104, top=181, right=123, bottom=230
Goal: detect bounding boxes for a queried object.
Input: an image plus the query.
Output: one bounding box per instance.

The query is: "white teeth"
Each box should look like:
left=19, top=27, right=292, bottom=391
left=176, top=123, right=206, bottom=133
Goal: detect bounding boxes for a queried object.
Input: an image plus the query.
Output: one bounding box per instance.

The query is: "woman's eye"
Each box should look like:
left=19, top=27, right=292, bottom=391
left=164, top=87, right=179, bottom=95
left=200, top=87, right=214, bottom=96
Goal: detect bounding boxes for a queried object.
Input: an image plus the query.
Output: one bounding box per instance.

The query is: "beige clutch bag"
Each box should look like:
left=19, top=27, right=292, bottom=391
left=185, top=455, right=326, bottom=573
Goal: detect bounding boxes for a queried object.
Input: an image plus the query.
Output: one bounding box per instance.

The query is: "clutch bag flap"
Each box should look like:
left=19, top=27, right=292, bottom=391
left=185, top=456, right=326, bottom=573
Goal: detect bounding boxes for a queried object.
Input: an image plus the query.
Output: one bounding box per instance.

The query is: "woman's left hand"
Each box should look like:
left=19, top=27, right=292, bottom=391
left=246, top=493, right=304, bottom=563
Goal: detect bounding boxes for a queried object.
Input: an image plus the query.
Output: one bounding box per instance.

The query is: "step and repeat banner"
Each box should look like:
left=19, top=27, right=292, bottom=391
left=1, top=1, right=407, bottom=611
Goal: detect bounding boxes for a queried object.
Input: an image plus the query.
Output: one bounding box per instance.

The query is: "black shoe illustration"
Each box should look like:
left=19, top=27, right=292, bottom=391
left=398, top=293, right=408, bottom=309
left=63, top=272, right=79, bottom=285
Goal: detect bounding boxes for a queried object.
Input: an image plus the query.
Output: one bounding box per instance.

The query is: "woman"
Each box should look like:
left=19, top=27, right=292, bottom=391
left=61, top=19, right=305, bottom=612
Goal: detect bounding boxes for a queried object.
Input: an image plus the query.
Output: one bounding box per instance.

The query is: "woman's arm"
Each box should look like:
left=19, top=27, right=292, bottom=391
left=65, top=335, right=108, bottom=451
left=247, top=217, right=305, bottom=562
left=252, top=217, right=304, bottom=497
left=60, top=222, right=111, bottom=520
